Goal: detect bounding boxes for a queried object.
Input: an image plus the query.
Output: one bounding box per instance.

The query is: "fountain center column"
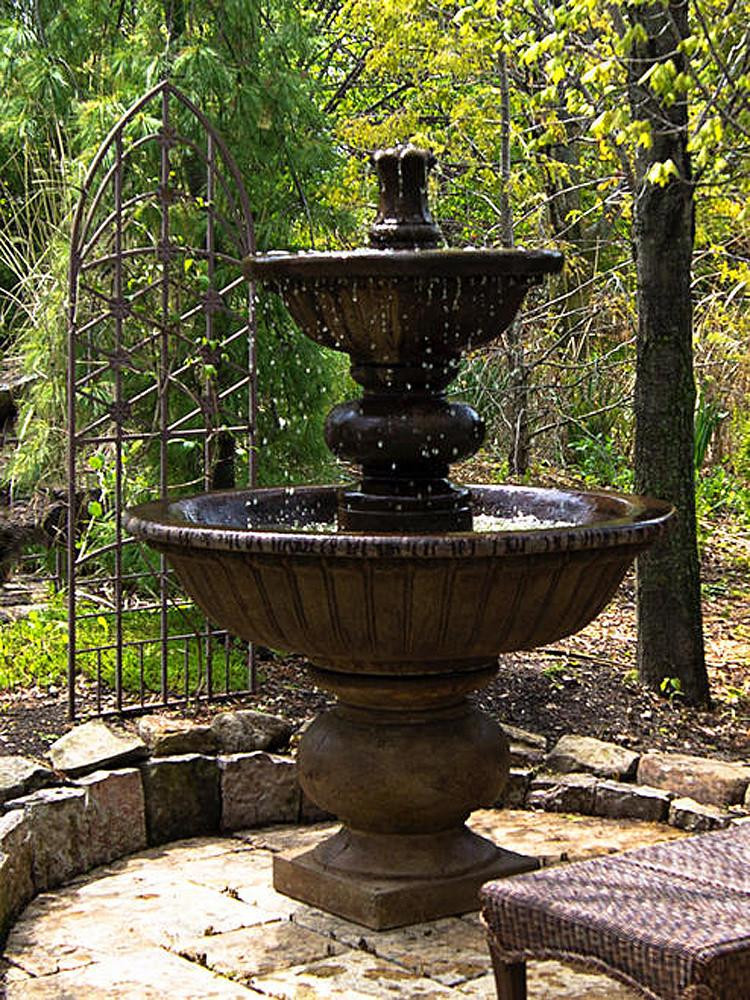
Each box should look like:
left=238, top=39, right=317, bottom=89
left=325, top=356, right=484, bottom=532
left=321, top=145, right=487, bottom=534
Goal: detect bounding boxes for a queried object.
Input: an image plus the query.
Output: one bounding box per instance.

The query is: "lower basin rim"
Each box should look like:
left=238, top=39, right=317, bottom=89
left=123, top=483, right=674, bottom=560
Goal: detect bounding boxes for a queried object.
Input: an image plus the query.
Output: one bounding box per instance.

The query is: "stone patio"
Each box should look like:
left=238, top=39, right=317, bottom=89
left=1, top=808, right=685, bottom=998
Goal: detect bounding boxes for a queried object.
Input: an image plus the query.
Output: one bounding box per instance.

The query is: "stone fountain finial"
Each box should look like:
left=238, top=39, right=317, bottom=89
left=369, top=145, right=443, bottom=249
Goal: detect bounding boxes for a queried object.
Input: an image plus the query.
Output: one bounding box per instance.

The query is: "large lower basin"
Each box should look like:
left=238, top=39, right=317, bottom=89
left=124, top=483, right=672, bottom=674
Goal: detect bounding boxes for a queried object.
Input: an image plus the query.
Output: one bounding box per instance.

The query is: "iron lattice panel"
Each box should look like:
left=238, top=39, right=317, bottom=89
left=67, top=82, right=257, bottom=718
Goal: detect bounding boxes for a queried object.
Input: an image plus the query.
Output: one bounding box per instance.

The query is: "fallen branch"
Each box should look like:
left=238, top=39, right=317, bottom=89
left=538, top=647, right=634, bottom=672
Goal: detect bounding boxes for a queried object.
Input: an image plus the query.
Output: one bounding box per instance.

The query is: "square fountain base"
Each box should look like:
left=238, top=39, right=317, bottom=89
left=273, top=843, right=538, bottom=930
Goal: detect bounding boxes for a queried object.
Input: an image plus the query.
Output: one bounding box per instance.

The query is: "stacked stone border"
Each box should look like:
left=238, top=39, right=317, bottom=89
left=499, top=729, right=750, bottom=834
left=2, top=716, right=750, bottom=950
left=0, top=711, right=331, bottom=946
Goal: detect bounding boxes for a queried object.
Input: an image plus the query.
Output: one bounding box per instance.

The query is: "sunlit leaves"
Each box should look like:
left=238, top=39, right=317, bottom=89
left=0, top=0, right=357, bottom=492
left=645, top=158, right=679, bottom=187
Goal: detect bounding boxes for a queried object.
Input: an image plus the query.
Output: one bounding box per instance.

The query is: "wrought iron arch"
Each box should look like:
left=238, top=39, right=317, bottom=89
left=67, top=81, right=257, bottom=719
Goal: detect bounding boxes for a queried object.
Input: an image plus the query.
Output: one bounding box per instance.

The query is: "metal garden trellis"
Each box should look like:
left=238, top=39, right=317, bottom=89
left=67, top=81, right=258, bottom=720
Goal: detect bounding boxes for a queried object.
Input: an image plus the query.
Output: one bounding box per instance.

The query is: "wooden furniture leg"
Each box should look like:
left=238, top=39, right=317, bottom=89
left=489, top=947, right=527, bottom=1000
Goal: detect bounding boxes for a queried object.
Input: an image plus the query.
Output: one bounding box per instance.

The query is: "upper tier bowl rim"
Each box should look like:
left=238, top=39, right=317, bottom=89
left=243, top=248, right=564, bottom=281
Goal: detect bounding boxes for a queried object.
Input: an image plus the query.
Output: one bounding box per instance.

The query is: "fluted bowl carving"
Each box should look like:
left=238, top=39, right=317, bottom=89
left=245, top=250, right=563, bottom=365
left=124, top=484, right=672, bottom=675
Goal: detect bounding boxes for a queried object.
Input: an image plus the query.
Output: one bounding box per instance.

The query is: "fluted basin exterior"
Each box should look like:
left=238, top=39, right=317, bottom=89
left=124, top=484, right=672, bottom=674
left=245, top=250, right=563, bottom=364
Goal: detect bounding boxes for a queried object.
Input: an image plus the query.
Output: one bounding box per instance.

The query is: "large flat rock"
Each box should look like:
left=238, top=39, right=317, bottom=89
left=8, top=787, right=88, bottom=891
left=140, top=755, right=220, bottom=845
left=293, top=910, right=491, bottom=986
left=500, top=724, right=547, bottom=767
left=593, top=780, right=671, bottom=823
left=136, top=715, right=218, bottom=757
left=4, top=948, right=259, bottom=998
left=637, top=751, right=750, bottom=807
left=668, top=796, right=735, bottom=832
left=546, top=735, right=639, bottom=781
left=74, top=768, right=147, bottom=867
left=210, top=710, right=292, bottom=754
left=179, top=921, right=346, bottom=982
left=526, top=773, right=598, bottom=815
left=0, top=811, right=33, bottom=941
left=467, top=808, right=683, bottom=865
left=48, top=720, right=147, bottom=777
left=219, top=752, right=300, bottom=831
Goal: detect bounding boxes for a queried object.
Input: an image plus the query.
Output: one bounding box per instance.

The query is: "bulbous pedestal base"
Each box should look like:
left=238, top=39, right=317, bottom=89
left=272, top=663, right=538, bottom=929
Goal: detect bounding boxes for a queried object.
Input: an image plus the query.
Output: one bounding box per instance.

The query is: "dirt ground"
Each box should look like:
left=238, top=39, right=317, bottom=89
left=1, top=516, right=748, bottom=763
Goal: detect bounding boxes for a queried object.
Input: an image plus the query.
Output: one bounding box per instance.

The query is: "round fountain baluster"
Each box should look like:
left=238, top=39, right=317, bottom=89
left=325, top=357, right=484, bottom=532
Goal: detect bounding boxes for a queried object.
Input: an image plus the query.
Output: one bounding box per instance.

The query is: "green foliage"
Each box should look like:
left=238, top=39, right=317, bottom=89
left=253, top=295, right=350, bottom=486
left=453, top=352, right=512, bottom=455
left=0, top=0, right=354, bottom=497
left=1, top=0, right=749, bottom=500
left=0, top=589, right=253, bottom=695
left=566, top=430, right=633, bottom=491
left=729, top=410, right=750, bottom=484
left=694, top=389, right=726, bottom=471
left=324, top=0, right=750, bottom=481
left=659, top=676, right=685, bottom=701
left=695, top=466, right=750, bottom=526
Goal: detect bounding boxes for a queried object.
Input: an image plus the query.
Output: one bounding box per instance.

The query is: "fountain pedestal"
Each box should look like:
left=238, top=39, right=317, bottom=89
left=275, top=663, right=537, bottom=928
left=274, top=825, right=535, bottom=930
left=252, top=149, right=550, bottom=923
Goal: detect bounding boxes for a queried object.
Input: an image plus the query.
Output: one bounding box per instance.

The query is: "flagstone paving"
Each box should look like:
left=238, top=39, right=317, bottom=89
left=1, top=809, right=685, bottom=998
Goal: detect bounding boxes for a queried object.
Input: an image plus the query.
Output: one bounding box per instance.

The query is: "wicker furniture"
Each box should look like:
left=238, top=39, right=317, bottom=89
left=480, top=824, right=750, bottom=1000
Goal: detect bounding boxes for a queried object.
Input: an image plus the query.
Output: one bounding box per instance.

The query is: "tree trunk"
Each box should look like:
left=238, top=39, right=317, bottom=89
left=627, top=1, right=709, bottom=705
left=498, top=50, right=530, bottom=475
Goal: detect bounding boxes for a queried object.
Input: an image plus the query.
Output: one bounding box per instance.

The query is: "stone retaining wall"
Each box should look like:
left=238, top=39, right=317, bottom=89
left=498, top=731, right=750, bottom=832
left=0, top=708, right=332, bottom=945
left=2, top=715, right=749, bottom=947
left=0, top=748, right=323, bottom=943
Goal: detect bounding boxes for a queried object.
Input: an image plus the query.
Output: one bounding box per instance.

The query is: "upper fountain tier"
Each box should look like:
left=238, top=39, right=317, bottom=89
left=244, top=146, right=563, bottom=533
left=244, top=145, right=563, bottom=369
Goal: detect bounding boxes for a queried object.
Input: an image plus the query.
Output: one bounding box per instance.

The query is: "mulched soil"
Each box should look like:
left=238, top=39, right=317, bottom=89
left=1, top=468, right=749, bottom=764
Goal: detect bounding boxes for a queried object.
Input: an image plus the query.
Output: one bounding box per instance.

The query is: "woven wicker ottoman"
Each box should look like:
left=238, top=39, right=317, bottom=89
left=480, top=824, right=750, bottom=1000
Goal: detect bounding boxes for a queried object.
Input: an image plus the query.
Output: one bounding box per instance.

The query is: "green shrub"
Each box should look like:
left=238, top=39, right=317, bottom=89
left=0, top=590, right=254, bottom=695
left=696, top=465, right=750, bottom=525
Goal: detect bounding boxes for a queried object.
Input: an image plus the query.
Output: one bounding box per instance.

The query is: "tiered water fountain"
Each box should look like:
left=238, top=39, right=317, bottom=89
left=125, top=147, right=673, bottom=929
